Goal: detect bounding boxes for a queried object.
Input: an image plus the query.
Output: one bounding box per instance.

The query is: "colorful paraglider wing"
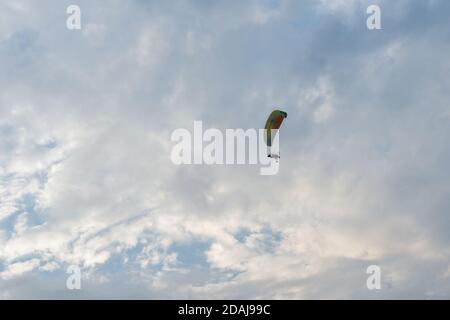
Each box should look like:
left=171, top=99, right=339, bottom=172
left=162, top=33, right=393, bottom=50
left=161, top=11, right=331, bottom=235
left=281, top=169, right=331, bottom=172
left=264, top=110, right=287, bottom=146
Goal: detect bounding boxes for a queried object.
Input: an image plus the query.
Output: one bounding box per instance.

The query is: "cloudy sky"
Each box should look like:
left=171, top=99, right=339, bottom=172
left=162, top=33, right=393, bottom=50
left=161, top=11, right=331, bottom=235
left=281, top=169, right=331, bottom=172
left=1, top=0, right=450, bottom=299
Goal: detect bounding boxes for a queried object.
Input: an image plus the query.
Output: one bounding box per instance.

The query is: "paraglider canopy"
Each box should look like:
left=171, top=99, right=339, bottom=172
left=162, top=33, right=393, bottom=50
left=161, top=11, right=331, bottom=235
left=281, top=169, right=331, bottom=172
left=264, top=110, right=287, bottom=147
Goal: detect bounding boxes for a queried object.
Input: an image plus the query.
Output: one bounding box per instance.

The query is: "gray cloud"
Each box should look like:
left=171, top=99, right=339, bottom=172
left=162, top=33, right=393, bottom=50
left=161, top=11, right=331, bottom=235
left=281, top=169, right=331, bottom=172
left=0, top=0, right=449, bottom=299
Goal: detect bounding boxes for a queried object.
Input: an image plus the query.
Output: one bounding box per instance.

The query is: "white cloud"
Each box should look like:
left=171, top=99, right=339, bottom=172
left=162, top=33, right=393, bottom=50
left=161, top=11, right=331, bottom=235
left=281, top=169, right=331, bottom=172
left=1, top=259, right=40, bottom=280
left=0, top=0, right=450, bottom=299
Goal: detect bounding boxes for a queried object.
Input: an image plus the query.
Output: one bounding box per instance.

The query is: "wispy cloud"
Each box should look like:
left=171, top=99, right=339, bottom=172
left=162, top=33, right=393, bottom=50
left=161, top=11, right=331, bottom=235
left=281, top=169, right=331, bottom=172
left=0, top=0, right=450, bottom=299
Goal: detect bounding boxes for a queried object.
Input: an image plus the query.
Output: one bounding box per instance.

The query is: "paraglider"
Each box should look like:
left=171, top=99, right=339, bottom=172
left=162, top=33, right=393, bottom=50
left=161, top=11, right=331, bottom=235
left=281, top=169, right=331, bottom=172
left=264, top=109, right=287, bottom=160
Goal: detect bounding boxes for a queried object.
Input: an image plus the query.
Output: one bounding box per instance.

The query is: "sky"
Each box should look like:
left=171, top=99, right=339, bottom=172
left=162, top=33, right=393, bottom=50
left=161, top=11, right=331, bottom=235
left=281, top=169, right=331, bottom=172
left=1, top=0, right=450, bottom=299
